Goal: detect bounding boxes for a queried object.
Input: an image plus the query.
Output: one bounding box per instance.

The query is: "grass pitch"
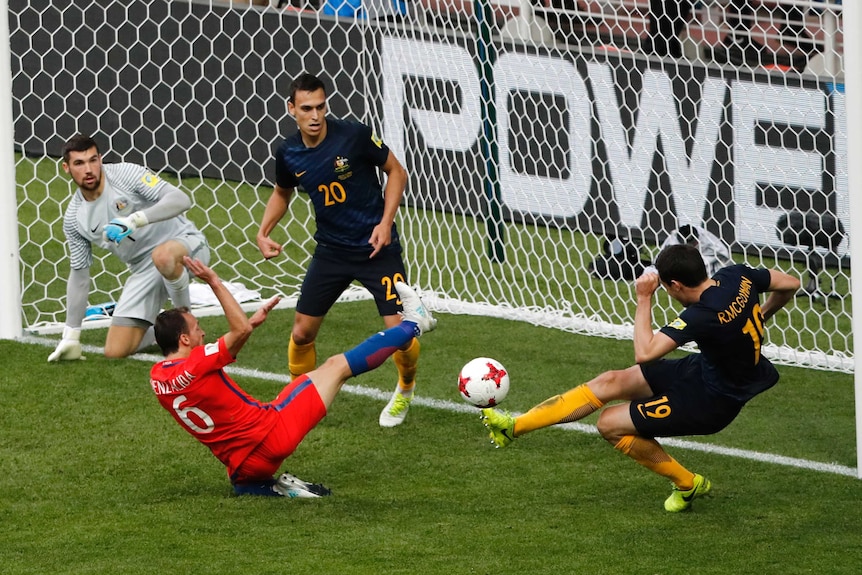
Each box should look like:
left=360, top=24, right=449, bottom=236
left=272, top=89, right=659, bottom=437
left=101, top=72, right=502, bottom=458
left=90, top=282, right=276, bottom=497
left=2, top=301, right=860, bottom=574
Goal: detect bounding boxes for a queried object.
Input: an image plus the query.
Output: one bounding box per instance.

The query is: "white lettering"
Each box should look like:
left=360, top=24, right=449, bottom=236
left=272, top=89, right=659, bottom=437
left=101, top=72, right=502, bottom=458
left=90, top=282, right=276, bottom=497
left=381, top=37, right=481, bottom=161
left=496, top=52, right=591, bottom=217
left=380, top=38, right=842, bottom=253
left=732, top=81, right=826, bottom=247
left=668, top=77, right=726, bottom=227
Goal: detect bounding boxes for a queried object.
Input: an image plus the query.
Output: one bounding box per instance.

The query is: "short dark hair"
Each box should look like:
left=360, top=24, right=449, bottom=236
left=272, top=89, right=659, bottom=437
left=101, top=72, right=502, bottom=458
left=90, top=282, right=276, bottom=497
left=62, top=134, right=100, bottom=162
left=154, top=307, right=192, bottom=356
left=654, top=244, right=708, bottom=288
left=288, top=73, right=326, bottom=104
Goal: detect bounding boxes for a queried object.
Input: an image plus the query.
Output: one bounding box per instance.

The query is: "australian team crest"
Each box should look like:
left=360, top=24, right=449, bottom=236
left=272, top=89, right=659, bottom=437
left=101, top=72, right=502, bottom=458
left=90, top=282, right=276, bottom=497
left=114, top=198, right=129, bottom=212
left=334, top=156, right=350, bottom=174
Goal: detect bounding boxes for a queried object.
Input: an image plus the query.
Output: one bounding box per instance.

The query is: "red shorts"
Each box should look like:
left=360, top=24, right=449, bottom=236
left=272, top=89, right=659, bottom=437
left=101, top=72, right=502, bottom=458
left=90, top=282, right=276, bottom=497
left=231, top=375, right=327, bottom=483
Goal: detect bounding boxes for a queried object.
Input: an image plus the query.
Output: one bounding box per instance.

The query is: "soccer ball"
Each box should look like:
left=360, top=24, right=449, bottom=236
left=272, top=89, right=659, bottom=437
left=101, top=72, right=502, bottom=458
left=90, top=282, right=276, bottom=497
left=458, top=357, right=510, bottom=408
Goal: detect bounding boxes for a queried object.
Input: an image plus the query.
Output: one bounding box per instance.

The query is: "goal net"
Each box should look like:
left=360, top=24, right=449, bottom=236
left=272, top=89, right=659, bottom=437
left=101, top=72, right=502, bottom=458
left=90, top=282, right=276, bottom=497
left=5, top=0, right=853, bottom=373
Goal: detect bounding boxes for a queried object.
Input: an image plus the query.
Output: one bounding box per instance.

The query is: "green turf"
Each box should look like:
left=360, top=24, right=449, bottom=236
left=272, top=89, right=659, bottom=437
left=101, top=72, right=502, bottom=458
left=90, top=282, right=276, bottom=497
left=2, top=302, right=860, bottom=574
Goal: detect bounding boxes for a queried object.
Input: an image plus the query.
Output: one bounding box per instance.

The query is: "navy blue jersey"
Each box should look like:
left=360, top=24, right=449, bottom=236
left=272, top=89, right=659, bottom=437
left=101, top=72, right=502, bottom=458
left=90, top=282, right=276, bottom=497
left=659, top=264, right=777, bottom=402
left=274, top=117, right=398, bottom=251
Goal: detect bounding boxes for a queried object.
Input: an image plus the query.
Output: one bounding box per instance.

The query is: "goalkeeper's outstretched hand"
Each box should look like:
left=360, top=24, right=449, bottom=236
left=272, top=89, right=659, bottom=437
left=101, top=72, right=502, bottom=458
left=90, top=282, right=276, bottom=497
left=103, top=217, right=136, bottom=244
left=47, top=327, right=85, bottom=362
left=102, top=211, right=148, bottom=244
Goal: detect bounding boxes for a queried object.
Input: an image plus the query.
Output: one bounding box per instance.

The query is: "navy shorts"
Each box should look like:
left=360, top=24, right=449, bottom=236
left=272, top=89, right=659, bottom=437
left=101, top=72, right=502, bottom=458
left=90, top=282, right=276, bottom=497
left=296, top=243, right=408, bottom=317
left=632, top=354, right=744, bottom=438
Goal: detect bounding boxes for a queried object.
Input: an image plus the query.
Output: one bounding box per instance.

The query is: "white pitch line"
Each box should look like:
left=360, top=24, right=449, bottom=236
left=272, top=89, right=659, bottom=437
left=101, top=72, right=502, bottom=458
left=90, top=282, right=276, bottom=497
left=25, top=336, right=858, bottom=478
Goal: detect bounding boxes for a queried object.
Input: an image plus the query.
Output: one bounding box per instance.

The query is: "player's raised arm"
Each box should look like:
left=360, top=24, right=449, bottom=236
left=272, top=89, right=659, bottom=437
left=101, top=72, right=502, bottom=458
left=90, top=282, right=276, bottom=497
left=183, top=257, right=279, bottom=357
left=632, top=270, right=678, bottom=364
left=760, top=268, right=801, bottom=322
left=256, top=184, right=294, bottom=260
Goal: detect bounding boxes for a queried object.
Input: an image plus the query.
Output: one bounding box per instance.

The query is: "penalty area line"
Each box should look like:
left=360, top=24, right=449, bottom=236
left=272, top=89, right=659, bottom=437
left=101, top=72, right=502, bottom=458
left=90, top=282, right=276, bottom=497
left=24, top=336, right=858, bottom=478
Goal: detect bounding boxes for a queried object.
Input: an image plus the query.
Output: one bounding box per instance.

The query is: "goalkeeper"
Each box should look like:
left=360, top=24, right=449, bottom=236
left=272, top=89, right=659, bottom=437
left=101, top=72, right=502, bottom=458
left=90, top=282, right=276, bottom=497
left=48, top=134, right=209, bottom=362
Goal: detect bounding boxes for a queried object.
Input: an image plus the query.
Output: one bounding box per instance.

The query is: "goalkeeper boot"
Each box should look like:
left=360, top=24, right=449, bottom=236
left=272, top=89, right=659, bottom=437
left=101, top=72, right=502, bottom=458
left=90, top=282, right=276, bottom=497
left=379, top=388, right=413, bottom=428
left=395, top=282, right=437, bottom=335
left=481, top=408, right=516, bottom=448
left=275, top=472, right=332, bottom=498
left=664, top=473, right=712, bottom=512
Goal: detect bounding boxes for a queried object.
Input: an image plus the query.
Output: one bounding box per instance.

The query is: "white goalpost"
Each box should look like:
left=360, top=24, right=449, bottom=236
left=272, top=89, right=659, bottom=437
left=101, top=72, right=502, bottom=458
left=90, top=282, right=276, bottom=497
left=843, top=1, right=862, bottom=479
left=1, top=0, right=859, bottom=473
left=0, top=0, right=22, bottom=341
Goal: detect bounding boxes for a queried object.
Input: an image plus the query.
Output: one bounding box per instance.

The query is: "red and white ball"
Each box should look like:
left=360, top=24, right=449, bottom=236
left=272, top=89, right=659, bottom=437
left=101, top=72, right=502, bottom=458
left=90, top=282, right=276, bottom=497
left=458, top=357, right=510, bottom=408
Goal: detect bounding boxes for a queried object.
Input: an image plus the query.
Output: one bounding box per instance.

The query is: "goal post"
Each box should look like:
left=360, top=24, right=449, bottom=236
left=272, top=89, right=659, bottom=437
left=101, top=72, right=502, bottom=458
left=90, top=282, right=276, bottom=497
left=843, top=0, right=862, bottom=477
left=0, top=0, right=22, bottom=341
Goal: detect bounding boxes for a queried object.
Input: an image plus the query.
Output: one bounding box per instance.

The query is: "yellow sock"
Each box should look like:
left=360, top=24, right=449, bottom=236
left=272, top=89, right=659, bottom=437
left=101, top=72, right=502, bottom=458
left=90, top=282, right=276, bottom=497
left=514, top=384, right=604, bottom=436
left=614, top=435, right=695, bottom=489
left=393, top=338, right=420, bottom=394
left=288, top=337, right=316, bottom=379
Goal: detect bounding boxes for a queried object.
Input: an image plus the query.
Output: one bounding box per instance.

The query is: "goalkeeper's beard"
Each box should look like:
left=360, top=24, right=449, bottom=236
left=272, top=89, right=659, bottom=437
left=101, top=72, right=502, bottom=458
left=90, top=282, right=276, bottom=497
left=79, top=173, right=101, bottom=192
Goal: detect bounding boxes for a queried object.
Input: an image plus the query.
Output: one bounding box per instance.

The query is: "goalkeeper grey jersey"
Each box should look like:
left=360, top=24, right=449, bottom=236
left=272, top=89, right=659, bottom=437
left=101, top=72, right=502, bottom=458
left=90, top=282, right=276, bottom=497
left=62, top=163, right=198, bottom=271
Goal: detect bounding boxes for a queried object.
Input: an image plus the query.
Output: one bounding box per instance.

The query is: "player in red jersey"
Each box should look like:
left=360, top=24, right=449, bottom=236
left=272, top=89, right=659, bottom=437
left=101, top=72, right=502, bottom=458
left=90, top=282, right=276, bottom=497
left=150, top=257, right=436, bottom=497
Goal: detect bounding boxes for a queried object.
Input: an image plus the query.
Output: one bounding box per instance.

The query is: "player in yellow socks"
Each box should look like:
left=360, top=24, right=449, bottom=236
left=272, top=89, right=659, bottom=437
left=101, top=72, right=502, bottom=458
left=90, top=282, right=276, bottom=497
left=256, top=73, right=422, bottom=428
left=482, top=244, right=799, bottom=512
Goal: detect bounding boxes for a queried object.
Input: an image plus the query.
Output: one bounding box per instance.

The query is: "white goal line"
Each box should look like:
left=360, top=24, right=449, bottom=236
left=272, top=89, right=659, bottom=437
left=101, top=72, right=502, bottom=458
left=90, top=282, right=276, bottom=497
left=19, top=334, right=857, bottom=479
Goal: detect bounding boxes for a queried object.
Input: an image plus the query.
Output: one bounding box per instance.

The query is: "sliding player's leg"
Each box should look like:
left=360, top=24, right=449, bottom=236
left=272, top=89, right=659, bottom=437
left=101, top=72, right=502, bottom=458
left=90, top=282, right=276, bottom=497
left=233, top=283, right=435, bottom=497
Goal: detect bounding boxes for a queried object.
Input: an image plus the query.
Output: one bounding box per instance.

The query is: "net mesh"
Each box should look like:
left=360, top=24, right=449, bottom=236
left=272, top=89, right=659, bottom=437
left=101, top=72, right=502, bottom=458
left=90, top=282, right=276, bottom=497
left=9, top=0, right=851, bottom=371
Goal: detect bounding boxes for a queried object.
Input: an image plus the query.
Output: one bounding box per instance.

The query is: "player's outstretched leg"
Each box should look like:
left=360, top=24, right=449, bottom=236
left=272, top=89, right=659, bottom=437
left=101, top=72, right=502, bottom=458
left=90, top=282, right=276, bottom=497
left=344, top=284, right=435, bottom=381
left=395, top=282, right=436, bottom=335
left=481, top=408, right=516, bottom=448
left=379, top=283, right=436, bottom=428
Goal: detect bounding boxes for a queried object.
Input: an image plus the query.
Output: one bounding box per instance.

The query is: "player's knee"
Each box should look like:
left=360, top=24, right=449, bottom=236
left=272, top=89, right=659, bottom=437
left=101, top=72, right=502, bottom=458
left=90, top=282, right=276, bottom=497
left=291, top=331, right=315, bottom=346
left=103, top=343, right=132, bottom=359
left=103, top=331, right=141, bottom=359
left=311, top=355, right=351, bottom=392
left=151, top=243, right=185, bottom=276
left=595, top=410, right=624, bottom=444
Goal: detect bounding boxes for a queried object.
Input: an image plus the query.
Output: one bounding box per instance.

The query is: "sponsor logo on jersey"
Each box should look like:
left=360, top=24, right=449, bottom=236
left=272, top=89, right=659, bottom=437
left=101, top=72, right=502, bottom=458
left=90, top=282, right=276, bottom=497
left=141, top=172, right=161, bottom=187
left=294, top=170, right=307, bottom=178
left=668, top=317, right=686, bottom=331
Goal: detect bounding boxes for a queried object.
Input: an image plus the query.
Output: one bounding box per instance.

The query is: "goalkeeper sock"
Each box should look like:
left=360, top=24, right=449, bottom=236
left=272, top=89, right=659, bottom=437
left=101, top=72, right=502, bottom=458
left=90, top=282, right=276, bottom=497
left=165, top=269, right=190, bottom=309
left=514, top=384, right=604, bottom=436
left=288, top=336, right=317, bottom=379
left=614, top=435, right=695, bottom=489
left=393, top=338, right=420, bottom=393
left=344, top=323, right=416, bottom=377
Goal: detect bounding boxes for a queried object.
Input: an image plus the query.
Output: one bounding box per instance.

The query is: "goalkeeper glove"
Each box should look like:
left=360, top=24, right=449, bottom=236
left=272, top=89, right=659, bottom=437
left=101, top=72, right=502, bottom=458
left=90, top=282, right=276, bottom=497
left=103, top=211, right=148, bottom=244
left=47, top=326, right=85, bottom=362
